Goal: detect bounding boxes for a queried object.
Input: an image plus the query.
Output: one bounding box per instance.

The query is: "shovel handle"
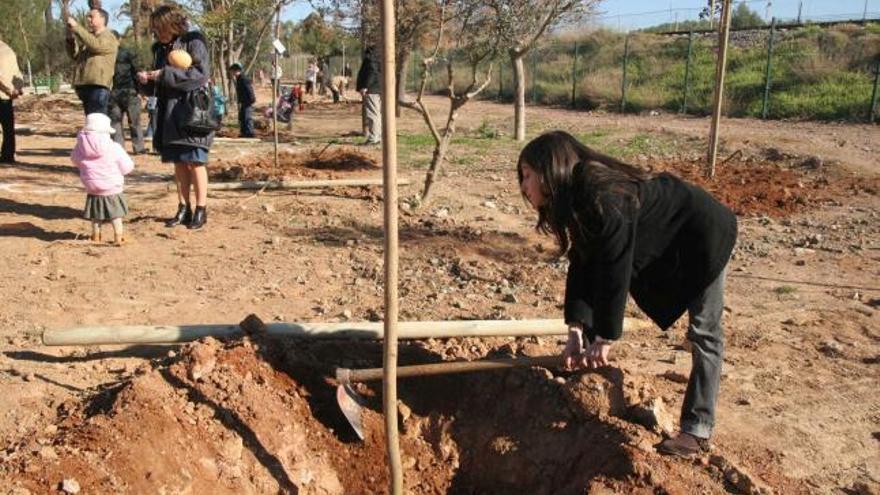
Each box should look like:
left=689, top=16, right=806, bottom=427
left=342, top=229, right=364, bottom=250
left=336, top=355, right=560, bottom=384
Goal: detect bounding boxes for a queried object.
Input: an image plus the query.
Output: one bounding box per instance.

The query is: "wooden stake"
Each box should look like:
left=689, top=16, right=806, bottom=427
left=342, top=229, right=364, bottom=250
left=205, top=177, right=411, bottom=191
left=41, top=318, right=652, bottom=346
left=379, top=0, right=403, bottom=490
left=272, top=5, right=281, bottom=171
left=706, top=0, right=733, bottom=178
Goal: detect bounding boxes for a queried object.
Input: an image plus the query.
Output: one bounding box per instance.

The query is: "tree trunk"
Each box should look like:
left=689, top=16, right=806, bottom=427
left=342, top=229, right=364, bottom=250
left=395, top=50, right=410, bottom=118
left=421, top=102, right=461, bottom=203
left=511, top=51, right=526, bottom=142
left=421, top=134, right=451, bottom=204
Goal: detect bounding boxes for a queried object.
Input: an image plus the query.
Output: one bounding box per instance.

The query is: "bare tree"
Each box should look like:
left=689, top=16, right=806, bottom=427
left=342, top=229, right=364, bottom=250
left=402, top=0, right=500, bottom=204
left=488, top=0, right=596, bottom=141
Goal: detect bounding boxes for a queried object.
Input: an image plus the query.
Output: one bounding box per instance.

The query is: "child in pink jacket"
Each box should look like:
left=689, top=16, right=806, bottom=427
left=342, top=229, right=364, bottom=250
left=71, top=113, right=135, bottom=245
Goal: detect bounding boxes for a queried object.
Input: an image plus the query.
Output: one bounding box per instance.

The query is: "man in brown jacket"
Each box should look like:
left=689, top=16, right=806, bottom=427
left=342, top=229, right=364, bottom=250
left=66, top=8, right=118, bottom=115
left=0, top=38, right=24, bottom=164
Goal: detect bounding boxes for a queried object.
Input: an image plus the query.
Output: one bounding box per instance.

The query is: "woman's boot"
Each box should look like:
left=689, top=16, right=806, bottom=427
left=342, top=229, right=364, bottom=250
left=165, top=203, right=192, bottom=228
left=188, top=206, right=207, bottom=230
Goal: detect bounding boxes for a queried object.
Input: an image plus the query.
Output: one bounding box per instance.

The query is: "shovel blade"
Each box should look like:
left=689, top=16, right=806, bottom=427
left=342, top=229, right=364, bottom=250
left=336, top=384, right=366, bottom=441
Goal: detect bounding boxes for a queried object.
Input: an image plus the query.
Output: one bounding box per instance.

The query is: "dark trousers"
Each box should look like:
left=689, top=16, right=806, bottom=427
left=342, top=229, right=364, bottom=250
left=0, top=99, right=14, bottom=162
left=75, top=85, right=110, bottom=116
left=238, top=105, right=255, bottom=137
left=109, top=90, right=145, bottom=153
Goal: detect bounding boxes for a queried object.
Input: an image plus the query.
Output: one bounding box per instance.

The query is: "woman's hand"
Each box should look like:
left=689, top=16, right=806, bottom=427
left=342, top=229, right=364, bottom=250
left=563, top=325, right=587, bottom=370
left=66, top=17, right=78, bottom=29
left=585, top=336, right=612, bottom=368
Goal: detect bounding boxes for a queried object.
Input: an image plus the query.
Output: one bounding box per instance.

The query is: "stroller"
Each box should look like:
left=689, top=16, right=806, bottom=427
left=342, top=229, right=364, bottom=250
left=267, top=84, right=303, bottom=123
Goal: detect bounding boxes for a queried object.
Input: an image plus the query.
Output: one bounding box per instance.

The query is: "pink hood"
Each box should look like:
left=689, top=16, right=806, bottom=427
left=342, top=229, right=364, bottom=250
left=71, top=131, right=135, bottom=196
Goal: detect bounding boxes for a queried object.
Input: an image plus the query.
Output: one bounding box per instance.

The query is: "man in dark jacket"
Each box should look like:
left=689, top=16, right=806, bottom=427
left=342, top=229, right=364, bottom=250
left=109, top=33, right=145, bottom=154
left=355, top=46, right=381, bottom=145
left=229, top=63, right=255, bottom=138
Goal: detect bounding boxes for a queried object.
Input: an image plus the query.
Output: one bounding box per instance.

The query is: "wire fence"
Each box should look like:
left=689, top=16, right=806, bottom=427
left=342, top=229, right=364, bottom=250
left=413, top=21, right=880, bottom=123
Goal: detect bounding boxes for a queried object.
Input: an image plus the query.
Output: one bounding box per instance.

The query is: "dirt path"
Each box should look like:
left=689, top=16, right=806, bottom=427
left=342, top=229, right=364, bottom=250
left=0, top=92, right=877, bottom=494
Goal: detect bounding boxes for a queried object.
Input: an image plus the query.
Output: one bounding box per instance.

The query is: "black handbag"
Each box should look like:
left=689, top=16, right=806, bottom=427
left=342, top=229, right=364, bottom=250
left=183, top=86, right=220, bottom=134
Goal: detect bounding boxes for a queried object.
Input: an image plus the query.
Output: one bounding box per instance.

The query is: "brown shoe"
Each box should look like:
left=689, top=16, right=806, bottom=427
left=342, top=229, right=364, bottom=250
left=656, top=432, right=709, bottom=457
left=90, top=232, right=102, bottom=242
left=112, top=235, right=126, bottom=246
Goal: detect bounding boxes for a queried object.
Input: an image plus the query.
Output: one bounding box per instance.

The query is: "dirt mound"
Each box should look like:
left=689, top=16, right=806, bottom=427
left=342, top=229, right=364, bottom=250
left=0, top=335, right=789, bottom=494
left=15, top=95, right=82, bottom=114
left=211, top=148, right=380, bottom=182
left=656, top=159, right=879, bottom=217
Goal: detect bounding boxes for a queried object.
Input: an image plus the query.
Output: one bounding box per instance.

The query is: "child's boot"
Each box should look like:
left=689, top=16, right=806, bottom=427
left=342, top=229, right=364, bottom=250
left=111, top=218, right=126, bottom=246
left=90, top=221, right=102, bottom=242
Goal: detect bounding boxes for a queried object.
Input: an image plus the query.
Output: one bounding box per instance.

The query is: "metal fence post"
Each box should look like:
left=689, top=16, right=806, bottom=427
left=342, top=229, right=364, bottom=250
left=871, top=58, right=880, bottom=123
left=620, top=35, right=630, bottom=113
left=571, top=41, right=579, bottom=108
left=682, top=31, right=694, bottom=114
left=498, top=62, right=503, bottom=101
left=761, top=18, right=777, bottom=119
left=531, top=52, right=538, bottom=104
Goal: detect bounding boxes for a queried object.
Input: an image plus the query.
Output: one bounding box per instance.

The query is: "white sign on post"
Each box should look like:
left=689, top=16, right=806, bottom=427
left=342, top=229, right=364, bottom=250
left=272, top=39, right=286, bottom=55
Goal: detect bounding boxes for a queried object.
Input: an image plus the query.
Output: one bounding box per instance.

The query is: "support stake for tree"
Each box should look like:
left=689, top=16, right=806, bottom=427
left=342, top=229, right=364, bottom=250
left=870, top=58, right=880, bottom=124
left=620, top=34, right=630, bottom=114
left=681, top=31, right=694, bottom=114
left=706, top=0, right=733, bottom=178
left=272, top=5, right=281, bottom=171
left=379, top=0, right=403, bottom=490
left=761, top=18, right=776, bottom=119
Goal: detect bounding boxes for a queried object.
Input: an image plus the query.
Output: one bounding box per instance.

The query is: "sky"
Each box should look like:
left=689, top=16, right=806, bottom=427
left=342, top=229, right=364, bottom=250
left=92, top=0, right=877, bottom=32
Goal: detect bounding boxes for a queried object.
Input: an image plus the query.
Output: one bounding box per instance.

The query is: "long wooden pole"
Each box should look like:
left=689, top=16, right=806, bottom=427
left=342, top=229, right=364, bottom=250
left=41, top=318, right=652, bottom=346
left=379, top=0, right=403, bottom=489
left=205, top=177, right=411, bottom=191
left=706, top=0, right=733, bottom=178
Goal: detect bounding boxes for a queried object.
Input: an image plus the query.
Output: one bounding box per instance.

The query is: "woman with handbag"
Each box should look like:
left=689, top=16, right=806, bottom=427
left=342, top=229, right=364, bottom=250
left=137, top=4, right=215, bottom=230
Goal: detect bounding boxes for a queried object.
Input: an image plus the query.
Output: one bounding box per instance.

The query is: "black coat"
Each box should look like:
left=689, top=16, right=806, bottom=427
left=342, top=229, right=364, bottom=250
left=142, top=31, right=213, bottom=151
left=112, top=46, right=138, bottom=92
left=356, top=50, right=381, bottom=94
left=565, top=172, right=737, bottom=341
left=235, top=74, right=256, bottom=107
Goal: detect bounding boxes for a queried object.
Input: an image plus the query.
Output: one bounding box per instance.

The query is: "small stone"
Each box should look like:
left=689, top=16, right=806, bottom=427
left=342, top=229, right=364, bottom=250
left=342, top=309, right=353, bottom=320
left=60, top=478, right=81, bottom=494
left=39, top=446, right=58, bottom=460
left=502, top=293, right=518, bottom=304
left=629, top=397, right=675, bottom=434
left=262, top=203, right=275, bottom=213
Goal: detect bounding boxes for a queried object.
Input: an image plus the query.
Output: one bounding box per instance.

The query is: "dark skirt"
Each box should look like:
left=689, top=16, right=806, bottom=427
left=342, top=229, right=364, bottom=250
left=84, top=193, right=129, bottom=221
left=161, top=144, right=209, bottom=165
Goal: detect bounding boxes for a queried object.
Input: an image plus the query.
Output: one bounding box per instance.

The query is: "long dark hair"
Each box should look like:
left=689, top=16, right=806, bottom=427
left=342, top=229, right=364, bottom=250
left=517, top=130, right=652, bottom=254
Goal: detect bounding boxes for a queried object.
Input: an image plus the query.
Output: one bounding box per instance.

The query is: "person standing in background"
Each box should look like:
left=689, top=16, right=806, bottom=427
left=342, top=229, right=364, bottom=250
left=356, top=46, right=381, bottom=145
left=0, top=38, right=24, bottom=164
left=109, top=31, right=146, bottom=154
left=229, top=63, right=255, bottom=138
left=66, top=8, right=118, bottom=115
left=305, top=60, right=317, bottom=95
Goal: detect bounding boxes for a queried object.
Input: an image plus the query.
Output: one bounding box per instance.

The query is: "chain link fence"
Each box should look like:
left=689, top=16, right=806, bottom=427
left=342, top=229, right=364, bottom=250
left=414, top=22, right=880, bottom=123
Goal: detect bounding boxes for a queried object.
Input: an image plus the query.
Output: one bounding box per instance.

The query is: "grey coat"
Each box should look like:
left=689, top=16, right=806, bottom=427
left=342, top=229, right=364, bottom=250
left=143, top=31, right=214, bottom=150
